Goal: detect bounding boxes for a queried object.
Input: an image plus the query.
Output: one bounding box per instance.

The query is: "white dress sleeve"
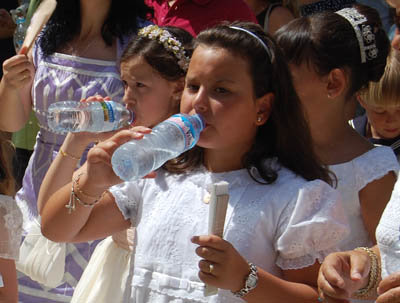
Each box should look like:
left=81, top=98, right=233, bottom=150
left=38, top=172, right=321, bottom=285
left=108, top=181, right=144, bottom=226
left=355, top=146, right=399, bottom=190
left=275, top=180, right=349, bottom=270
left=0, top=195, right=23, bottom=260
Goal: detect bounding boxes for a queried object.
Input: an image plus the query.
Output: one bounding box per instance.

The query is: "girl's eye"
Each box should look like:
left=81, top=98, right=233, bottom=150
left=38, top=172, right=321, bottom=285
left=215, top=87, right=229, bottom=94
left=136, top=82, right=146, bottom=88
left=186, top=84, right=199, bottom=92
left=122, top=80, right=128, bottom=88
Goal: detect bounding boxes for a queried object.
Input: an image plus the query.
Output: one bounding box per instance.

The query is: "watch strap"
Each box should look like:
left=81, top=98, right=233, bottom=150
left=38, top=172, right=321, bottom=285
left=232, top=262, right=258, bottom=298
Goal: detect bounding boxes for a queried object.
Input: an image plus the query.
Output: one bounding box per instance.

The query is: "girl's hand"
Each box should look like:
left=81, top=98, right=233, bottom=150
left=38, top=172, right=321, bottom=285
left=317, top=250, right=372, bottom=302
left=376, top=272, right=400, bottom=303
left=191, top=235, right=250, bottom=292
left=81, top=126, right=152, bottom=192
left=2, top=52, right=34, bottom=89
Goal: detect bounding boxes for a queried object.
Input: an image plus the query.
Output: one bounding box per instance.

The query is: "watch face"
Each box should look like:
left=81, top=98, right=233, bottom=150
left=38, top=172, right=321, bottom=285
left=246, top=274, right=258, bottom=288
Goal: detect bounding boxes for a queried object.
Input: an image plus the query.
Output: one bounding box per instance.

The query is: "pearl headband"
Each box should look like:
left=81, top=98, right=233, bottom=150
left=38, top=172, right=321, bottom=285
left=138, top=25, right=190, bottom=71
left=335, top=7, right=378, bottom=63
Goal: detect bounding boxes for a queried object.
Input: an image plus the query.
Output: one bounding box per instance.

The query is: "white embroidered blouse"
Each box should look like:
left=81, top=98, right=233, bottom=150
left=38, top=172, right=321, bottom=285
left=110, top=165, right=349, bottom=302
left=330, top=146, right=399, bottom=252
left=377, top=179, right=400, bottom=278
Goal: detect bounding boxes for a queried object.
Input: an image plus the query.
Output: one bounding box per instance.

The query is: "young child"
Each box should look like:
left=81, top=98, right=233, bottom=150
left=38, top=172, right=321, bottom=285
left=37, top=25, right=193, bottom=302
left=39, top=22, right=350, bottom=302
left=353, top=50, right=400, bottom=161
left=0, top=131, right=23, bottom=303
left=276, top=5, right=398, bottom=301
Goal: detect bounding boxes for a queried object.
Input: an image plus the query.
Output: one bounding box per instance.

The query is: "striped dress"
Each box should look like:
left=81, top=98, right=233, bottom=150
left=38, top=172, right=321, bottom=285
left=15, top=38, right=128, bottom=303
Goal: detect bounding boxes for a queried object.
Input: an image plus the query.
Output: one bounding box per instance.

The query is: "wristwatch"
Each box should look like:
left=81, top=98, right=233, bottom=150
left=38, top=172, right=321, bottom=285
left=232, top=262, right=258, bottom=298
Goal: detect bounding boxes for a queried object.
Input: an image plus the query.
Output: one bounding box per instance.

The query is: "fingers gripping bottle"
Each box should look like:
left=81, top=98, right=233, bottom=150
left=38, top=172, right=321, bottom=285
left=47, top=101, right=135, bottom=134
left=111, top=113, right=205, bottom=181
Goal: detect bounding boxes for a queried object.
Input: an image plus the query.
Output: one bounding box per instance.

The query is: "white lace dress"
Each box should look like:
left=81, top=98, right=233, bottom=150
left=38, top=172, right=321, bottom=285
left=376, top=179, right=400, bottom=278
left=110, top=165, right=349, bottom=302
left=329, top=146, right=399, bottom=303
left=329, top=146, right=399, bottom=252
left=0, top=194, right=23, bottom=287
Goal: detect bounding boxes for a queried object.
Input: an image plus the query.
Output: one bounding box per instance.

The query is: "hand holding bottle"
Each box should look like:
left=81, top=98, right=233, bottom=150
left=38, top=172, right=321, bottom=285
left=47, top=99, right=134, bottom=134
left=1, top=51, right=34, bottom=89
left=66, top=96, right=128, bottom=148
left=82, top=127, right=154, bottom=195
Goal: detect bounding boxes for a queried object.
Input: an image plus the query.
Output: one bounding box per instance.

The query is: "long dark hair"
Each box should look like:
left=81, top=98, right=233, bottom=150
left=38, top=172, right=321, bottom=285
left=0, top=132, right=15, bottom=196
left=275, top=4, right=390, bottom=99
left=165, top=21, right=332, bottom=185
left=39, top=0, right=151, bottom=56
left=120, top=26, right=194, bottom=81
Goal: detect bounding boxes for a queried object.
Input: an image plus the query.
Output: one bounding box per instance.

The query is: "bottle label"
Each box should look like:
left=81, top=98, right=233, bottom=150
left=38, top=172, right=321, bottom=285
left=101, top=101, right=115, bottom=123
left=167, top=115, right=197, bottom=149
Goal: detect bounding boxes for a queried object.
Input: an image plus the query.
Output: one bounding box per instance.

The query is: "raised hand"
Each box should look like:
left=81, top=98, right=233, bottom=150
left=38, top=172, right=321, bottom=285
left=78, top=126, right=153, bottom=197
left=1, top=49, right=34, bottom=89
left=317, top=250, right=372, bottom=302
left=377, top=272, right=400, bottom=303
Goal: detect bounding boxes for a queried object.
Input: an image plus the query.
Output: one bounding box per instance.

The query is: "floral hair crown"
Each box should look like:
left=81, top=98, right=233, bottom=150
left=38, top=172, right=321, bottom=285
left=138, top=25, right=190, bottom=71
left=335, top=7, right=378, bottom=63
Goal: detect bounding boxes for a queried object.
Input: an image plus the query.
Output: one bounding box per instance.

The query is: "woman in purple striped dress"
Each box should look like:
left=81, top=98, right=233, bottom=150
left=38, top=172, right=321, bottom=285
left=0, top=0, right=150, bottom=301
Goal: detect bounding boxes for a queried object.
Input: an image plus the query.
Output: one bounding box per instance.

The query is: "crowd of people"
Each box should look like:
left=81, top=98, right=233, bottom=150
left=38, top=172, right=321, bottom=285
left=1, top=0, right=400, bottom=302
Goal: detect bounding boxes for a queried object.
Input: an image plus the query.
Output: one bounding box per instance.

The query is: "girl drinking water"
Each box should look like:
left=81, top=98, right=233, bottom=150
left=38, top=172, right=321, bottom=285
left=39, top=22, right=349, bottom=302
left=38, top=24, right=193, bottom=302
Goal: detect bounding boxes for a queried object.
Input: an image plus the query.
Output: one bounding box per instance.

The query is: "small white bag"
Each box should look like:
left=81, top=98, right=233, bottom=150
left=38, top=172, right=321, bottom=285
left=16, top=220, right=66, bottom=288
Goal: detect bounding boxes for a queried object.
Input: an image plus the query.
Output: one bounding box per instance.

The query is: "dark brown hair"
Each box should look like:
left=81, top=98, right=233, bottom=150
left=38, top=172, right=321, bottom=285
left=165, top=21, right=332, bottom=185
left=120, top=26, right=194, bottom=81
left=0, top=132, right=15, bottom=196
left=275, top=4, right=390, bottom=99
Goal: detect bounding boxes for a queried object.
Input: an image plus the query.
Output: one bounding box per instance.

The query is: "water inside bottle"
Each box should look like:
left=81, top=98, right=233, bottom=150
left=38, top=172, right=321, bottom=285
left=48, top=108, right=88, bottom=132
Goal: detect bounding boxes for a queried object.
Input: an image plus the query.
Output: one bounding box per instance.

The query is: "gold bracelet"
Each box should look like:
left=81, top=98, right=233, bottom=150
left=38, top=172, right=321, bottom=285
left=59, top=148, right=81, bottom=161
left=352, top=247, right=381, bottom=299
left=73, top=172, right=100, bottom=199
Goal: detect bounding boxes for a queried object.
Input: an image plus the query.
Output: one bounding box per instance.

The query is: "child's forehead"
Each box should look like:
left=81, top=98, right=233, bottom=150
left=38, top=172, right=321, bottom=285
left=368, top=102, right=400, bottom=110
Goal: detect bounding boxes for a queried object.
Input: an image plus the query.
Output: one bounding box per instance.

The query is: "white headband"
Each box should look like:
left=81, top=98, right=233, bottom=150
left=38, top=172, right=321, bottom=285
left=335, top=7, right=378, bottom=63
left=229, top=26, right=274, bottom=62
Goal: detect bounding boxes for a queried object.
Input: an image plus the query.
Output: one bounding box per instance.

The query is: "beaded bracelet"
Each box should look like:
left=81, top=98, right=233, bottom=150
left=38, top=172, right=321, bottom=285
left=59, top=148, right=81, bottom=161
left=352, top=247, right=381, bottom=299
left=65, top=173, right=105, bottom=214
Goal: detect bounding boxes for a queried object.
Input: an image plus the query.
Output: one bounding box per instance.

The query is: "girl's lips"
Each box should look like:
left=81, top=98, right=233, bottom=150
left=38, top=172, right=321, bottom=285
left=384, top=128, right=399, bottom=133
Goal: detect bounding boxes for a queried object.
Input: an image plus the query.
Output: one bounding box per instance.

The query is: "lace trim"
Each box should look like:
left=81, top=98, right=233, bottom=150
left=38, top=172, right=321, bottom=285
left=354, top=146, right=399, bottom=190
left=276, top=248, right=339, bottom=270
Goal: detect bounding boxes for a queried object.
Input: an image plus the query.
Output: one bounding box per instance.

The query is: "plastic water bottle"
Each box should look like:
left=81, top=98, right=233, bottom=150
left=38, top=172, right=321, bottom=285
left=47, top=101, right=134, bottom=134
left=13, top=16, right=26, bottom=53
left=111, top=113, right=205, bottom=181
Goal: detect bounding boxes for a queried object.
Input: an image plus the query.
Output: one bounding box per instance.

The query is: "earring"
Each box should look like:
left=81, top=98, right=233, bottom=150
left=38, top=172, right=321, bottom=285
left=257, top=116, right=262, bottom=123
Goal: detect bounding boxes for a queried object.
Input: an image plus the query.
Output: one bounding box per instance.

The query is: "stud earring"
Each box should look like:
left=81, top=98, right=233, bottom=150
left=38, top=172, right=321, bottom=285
left=257, top=116, right=262, bottom=123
